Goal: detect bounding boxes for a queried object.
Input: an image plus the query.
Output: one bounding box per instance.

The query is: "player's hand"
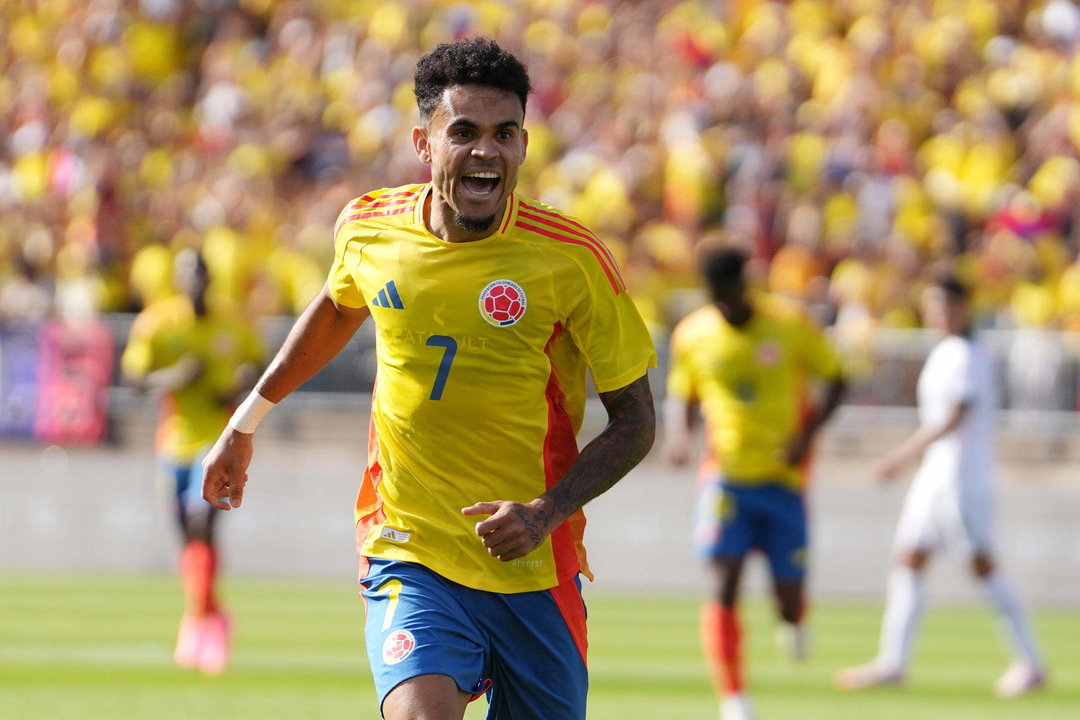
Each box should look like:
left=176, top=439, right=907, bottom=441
left=202, top=428, right=254, bottom=510
left=144, top=354, right=202, bottom=396
left=462, top=498, right=558, bottom=562
left=164, top=354, right=202, bottom=389
left=874, top=451, right=906, bottom=482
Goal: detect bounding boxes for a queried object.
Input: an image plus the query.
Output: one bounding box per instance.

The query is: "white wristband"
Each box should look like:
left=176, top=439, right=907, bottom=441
left=229, top=392, right=276, bottom=434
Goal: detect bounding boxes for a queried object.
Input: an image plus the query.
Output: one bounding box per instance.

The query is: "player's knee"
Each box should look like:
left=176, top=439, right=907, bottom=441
left=181, top=518, right=214, bottom=545
left=382, top=674, right=470, bottom=720
left=899, top=550, right=929, bottom=571
left=773, top=580, right=803, bottom=623
left=972, top=554, right=994, bottom=578
left=777, top=601, right=800, bottom=624
left=708, top=559, right=743, bottom=606
left=777, top=594, right=802, bottom=623
left=707, top=575, right=737, bottom=606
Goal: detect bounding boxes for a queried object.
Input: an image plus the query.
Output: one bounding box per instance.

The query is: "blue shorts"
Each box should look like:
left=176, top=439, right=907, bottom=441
left=694, top=476, right=807, bottom=581
left=157, top=447, right=215, bottom=530
left=360, top=559, right=588, bottom=719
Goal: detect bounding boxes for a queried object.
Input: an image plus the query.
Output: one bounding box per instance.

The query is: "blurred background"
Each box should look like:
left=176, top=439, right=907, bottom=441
left=3, top=2, right=1080, bottom=718
left=2, top=0, right=1080, bottom=612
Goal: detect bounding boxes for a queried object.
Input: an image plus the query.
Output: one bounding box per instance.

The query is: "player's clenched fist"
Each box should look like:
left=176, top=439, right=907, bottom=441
left=202, top=429, right=254, bottom=510
left=463, top=498, right=559, bottom=562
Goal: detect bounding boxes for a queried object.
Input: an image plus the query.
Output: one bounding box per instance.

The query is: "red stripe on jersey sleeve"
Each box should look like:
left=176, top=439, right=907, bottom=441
left=516, top=220, right=622, bottom=294
left=343, top=190, right=421, bottom=223
left=518, top=203, right=625, bottom=288
left=356, top=186, right=422, bottom=206
left=334, top=194, right=378, bottom=238
left=335, top=187, right=422, bottom=238
left=344, top=204, right=414, bottom=223
left=365, top=188, right=423, bottom=210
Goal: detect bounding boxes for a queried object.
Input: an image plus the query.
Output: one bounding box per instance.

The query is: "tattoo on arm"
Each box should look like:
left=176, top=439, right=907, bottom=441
left=539, top=374, right=656, bottom=530
left=513, top=505, right=546, bottom=548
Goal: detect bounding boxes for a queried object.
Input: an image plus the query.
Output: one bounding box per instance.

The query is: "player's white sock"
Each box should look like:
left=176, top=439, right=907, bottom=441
left=775, top=621, right=809, bottom=662
left=876, top=565, right=923, bottom=672
left=719, top=692, right=753, bottom=720
left=983, top=570, right=1043, bottom=669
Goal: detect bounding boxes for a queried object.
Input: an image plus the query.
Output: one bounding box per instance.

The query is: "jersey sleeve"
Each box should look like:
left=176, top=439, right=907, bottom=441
left=120, top=309, right=160, bottom=379
left=945, top=339, right=977, bottom=407
left=666, top=318, right=699, bottom=402
left=562, top=252, right=657, bottom=393
left=120, top=332, right=153, bottom=379
left=238, top=317, right=267, bottom=366
left=326, top=206, right=368, bottom=310
left=795, top=317, right=843, bottom=381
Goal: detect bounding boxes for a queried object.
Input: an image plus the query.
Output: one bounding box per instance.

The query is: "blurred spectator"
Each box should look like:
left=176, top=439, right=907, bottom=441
left=0, top=256, right=52, bottom=324
left=1, top=0, right=1079, bottom=361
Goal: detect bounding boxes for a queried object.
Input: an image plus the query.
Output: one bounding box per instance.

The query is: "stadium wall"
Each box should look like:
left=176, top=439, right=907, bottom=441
left=1, top=387, right=1078, bottom=608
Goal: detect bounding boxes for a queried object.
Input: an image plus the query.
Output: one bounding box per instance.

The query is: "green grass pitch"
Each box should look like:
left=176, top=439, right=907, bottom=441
left=1, top=573, right=1076, bottom=719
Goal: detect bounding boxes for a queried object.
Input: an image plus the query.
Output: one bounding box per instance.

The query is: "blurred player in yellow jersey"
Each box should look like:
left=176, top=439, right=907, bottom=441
left=200, top=38, right=655, bottom=720
left=664, top=248, right=846, bottom=720
left=121, top=248, right=263, bottom=675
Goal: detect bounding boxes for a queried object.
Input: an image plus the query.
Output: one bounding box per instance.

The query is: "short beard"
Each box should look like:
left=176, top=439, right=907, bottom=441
left=455, top=212, right=496, bottom=233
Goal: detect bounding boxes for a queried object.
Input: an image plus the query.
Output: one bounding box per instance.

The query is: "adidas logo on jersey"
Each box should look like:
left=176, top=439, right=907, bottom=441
left=371, top=280, right=404, bottom=309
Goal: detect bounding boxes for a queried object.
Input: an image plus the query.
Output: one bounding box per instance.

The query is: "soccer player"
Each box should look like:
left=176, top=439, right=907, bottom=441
left=201, top=38, right=656, bottom=720
left=663, top=248, right=846, bottom=720
left=834, top=275, right=1046, bottom=697
left=121, top=248, right=264, bottom=674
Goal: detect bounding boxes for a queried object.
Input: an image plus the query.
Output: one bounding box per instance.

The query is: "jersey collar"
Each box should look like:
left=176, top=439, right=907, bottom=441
left=414, top=183, right=519, bottom=244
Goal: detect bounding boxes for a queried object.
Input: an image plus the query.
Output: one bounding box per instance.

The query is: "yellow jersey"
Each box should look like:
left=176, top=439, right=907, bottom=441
left=667, top=295, right=841, bottom=489
left=329, top=184, right=656, bottom=594
left=122, top=295, right=265, bottom=463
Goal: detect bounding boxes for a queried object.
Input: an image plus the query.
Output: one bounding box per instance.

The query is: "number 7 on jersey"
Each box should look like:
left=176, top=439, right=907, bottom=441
left=425, top=335, right=457, bottom=400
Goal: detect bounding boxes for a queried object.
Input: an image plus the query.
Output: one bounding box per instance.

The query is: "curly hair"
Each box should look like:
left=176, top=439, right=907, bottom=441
left=930, top=272, right=970, bottom=302
left=414, top=37, right=531, bottom=121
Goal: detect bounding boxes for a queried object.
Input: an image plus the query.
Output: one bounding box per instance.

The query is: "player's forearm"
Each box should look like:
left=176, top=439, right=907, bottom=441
left=662, top=396, right=695, bottom=465
left=135, top=354, right=201, bottom=394
left=888, top=403, right=967, bottom=466
left=535, top=374, right=655, bottom=530
left=663, top=397, right=694, bottom=440
left=255, top=286, right=369, bottom=403
left=803, top=376, right=847, bottom=436
left=914, top=404, right=967, bottom=450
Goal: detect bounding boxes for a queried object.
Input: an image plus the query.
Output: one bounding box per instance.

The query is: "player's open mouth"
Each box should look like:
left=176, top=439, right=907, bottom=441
left=460, top=171, right=501, bottom=198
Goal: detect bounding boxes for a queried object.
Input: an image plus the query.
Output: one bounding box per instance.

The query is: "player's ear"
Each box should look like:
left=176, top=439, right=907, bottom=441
left=520, top=127, right=528, bottom=159
left=413, top=125, right=431, bottom=164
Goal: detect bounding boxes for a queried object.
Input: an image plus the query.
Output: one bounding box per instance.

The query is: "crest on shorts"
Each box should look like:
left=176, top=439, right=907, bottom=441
left=382, top=629, right=416, bottom=665
left=479, top=280, right=527, bottom=327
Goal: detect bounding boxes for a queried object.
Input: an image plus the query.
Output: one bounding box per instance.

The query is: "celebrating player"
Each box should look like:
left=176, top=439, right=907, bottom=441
left=201, top=38, right=656, bottom=719
left=121, top=248, right=264, bottom=674
left=835, top=274, right=1046, bottom=697
left=664, top=247, right=845, bottom=720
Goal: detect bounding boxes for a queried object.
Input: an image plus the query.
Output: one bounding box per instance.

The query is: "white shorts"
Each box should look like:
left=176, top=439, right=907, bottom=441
left=893, top=468, right=994, bottom=556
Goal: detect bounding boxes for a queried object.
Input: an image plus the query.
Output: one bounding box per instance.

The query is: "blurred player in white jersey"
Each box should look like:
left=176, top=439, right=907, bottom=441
left=835, top=274, right=1046, bottom=698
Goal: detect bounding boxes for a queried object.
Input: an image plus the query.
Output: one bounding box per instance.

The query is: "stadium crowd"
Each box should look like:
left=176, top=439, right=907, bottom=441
left=3, top=0, right=1080, bottom=347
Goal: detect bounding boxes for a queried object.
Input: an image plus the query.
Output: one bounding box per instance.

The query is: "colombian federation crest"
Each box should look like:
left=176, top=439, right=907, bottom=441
left=756, top=340, right=781, bottom=367
left=479, top=279, right=527, bottom=327
left=382, top=629, right=416, bottom=665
